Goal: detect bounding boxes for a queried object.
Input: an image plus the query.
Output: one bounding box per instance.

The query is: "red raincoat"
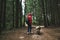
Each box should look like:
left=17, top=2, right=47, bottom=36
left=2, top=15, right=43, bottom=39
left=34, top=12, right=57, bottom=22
left=27, top=13, right=32, bottom=25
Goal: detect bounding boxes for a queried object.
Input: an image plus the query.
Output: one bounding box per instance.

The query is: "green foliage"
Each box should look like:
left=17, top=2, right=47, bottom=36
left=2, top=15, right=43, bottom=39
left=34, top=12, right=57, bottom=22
left=2, top=0, right=60, bottom=30
left=5, top=0, right=16, bottom=30
left=25, top=0, right=43, bottom=25
left=6, top=0, right=12, bottom=29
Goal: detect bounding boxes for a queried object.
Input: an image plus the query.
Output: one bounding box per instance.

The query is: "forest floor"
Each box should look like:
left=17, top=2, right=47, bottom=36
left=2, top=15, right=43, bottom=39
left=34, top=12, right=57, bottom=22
left=0, top=26, right=60, bottom=40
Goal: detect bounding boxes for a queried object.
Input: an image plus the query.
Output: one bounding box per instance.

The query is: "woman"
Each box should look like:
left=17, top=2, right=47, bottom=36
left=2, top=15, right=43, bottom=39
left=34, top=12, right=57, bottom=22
left=26, top=13, right=32, bottom=34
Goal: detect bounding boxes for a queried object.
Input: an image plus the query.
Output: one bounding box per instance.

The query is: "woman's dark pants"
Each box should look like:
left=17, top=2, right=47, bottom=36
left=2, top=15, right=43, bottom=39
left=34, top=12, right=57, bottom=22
left=28, top=24, right=32, bottom=33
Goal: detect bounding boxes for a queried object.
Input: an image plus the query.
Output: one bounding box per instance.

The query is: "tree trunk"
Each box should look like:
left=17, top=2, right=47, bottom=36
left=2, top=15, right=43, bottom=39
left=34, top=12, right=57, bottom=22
left=58, top=0, right=60, bottom=26
left=15, top=0, right=19, bottom=28
left=0, top=0, right=3, bottom=34
left=41, top=0, right=47, bottom=27
left=19, top=1, right=22, bottom=28
left=44, top=0, right=48, bottom=27
left=1, top=0, right=6, bottom=30
left=13, top=0, right=14, bottom=28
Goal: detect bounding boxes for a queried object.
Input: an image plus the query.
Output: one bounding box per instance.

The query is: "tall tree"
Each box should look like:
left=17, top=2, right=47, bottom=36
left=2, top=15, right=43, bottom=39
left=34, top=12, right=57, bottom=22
left=15, top=0, right=22, bottom=28
left=15, top=0, right=19, bottom=28
left=13, top=0, right=14, bottom=28
left=1, top=0, right=6, bottom=30
left=0, top=0, right=2, bottom=34
left=41, top=0, right=47, bottom=27
left=19, top=0, right=22, bottom=27
left=58, top=0, right=60, bottom=26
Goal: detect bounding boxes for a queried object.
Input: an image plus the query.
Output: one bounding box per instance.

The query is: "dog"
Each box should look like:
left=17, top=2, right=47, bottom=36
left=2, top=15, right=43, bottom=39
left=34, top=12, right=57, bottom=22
left=33, top=26, right=41, bottom=35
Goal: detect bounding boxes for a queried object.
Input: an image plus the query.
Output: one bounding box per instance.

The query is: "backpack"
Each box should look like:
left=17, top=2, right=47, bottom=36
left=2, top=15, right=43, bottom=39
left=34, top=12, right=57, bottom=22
left=26, top=18, right=29, bottom=25
left=28, top=15, right=32, bottom=25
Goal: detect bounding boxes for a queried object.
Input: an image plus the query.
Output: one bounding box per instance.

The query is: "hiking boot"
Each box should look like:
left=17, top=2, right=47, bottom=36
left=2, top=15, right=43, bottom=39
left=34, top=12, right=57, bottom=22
left=27, top=32, right=30, bottom=35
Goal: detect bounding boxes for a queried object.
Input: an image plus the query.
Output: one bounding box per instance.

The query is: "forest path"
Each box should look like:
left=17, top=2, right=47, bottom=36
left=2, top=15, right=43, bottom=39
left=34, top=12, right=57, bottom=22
left=0, top=26, right=60, bottom=40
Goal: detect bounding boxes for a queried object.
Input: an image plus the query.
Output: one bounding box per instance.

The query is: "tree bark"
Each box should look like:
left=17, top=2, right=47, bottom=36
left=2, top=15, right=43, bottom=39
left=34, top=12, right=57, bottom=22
left=15, top=0, right=19, bottom=28
left=19, top=1, right=22, bottom=28
left=1, top=0, right=6, bottom=30
left=41, top=0, right=47, bottom=27
left=0, top=0, right=3, bottom=34
left=13, top=0, right=14, bottom=28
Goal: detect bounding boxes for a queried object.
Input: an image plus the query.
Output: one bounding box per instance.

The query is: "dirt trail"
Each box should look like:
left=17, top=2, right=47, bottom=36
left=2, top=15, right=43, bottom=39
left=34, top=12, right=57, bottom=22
left=0, top=27, right=60, bottom=40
